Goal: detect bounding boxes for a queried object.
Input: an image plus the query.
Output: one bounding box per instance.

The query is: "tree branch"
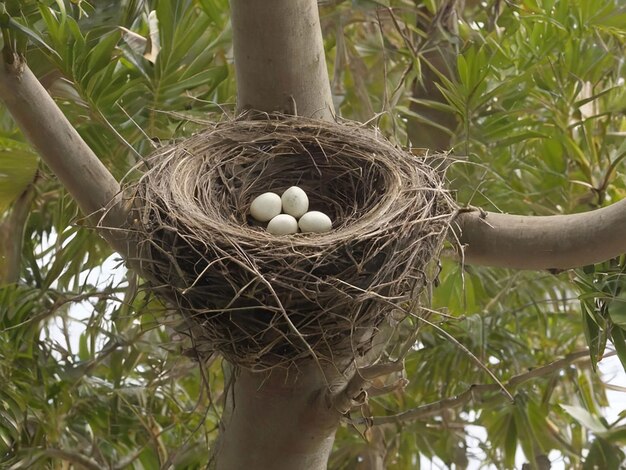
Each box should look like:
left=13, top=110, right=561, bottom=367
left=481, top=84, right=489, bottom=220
left=0, top=55, right=131, bottom=256
left=230, top=0, right=334, bottom=120
left=332, top=361, right=405, bottom=414
left=453, top=201, right=626, bottom=270
left=349, top=349, right=607, bottom=426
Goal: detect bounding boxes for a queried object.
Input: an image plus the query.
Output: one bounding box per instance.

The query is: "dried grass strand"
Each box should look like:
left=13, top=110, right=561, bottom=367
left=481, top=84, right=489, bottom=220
left=126, top=115, right=454, bottom=370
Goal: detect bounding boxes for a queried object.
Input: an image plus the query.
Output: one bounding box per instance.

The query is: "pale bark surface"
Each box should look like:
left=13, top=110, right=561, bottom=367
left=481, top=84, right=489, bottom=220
left=0, top=58, right=130, bottom=256
left=407, top=1, right=461, bottom=151
left=454, top=200, right=626, bottom=270
left=215, top=365, right=342, bottom=470
left=218, top=3, right=342, bottom=467
left=231, top=0, right=334, bottom=120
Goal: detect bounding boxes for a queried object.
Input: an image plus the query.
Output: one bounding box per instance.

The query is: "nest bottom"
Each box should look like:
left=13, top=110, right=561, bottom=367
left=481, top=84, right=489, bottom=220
left=130, top=115, right=453, bottom=370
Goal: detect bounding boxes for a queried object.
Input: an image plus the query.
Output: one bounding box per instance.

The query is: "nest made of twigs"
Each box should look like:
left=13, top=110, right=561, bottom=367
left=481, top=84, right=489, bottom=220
left=128, top=115, right=453, bottom=370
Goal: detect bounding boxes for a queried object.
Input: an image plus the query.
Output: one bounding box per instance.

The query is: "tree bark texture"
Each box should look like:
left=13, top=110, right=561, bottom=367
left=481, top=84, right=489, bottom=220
left=215, top=365, right=342, bottom=470
left=0, top=58, right=131, bottom=256
left=216, top=3, right=343, bottom=468
left=230, top=0, right=334, bottom=120
left=454, top=200, right=626, bottom=270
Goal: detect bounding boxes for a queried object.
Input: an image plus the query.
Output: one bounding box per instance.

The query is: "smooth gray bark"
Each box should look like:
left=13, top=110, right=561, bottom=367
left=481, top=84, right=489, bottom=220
left=0, top=58, right=130, bottom=256
left=454, top=200, right=626, bottom=270
left=215, top=366, right=342, bottom=470
left=217, top=3, right=341, bottom=468
left=231, top=0, right=334, bottom=120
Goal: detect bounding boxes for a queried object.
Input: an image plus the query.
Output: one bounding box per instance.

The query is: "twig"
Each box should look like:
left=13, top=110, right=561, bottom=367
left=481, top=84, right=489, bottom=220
left=367, top=378, right=409, bottom=398
left=335, top=278, right=514, bottom=401
left=332, top=361, right=405, bottom=413
left=349, top=349, right=607, bottom=425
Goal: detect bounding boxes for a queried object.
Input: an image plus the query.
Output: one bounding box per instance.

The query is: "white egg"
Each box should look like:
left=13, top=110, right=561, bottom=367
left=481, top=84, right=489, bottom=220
left=267, top=214, right=298, bottom=235
left=250, top=192, right=282, bottom=222
left=281, top=186, right=309, bottom=218
left=298, top=211, right=332, bottom=233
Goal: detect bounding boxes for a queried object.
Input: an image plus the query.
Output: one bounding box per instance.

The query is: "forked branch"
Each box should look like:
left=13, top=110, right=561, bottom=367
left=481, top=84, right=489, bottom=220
left=332, top=361, right=405, bottom=413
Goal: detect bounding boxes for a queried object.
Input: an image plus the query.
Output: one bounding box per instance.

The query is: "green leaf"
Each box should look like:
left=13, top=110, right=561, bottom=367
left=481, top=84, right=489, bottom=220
left=603, top=426, right=626, bottom=444
left=85, top=30, right=121, bottom=78
left=561, top=404, right=607, bottom=434
left=7, top=18, right=59, bottom=58
left=610, top=327, right=626, bottom=372
left=155, top=2, right=175, bottom=57
left=503, top=415, right=518, bottom=469
left=581, top=302, right=604, bottom=371
left=78, top=333, right=89, bottom=362
left=160, top=66, right=227, bottom=96
left=583, top=438, right=625, bottom=470
left=195, top=0, right=228, bottom=24
left=0, top=137, right=38, bottom=213
left=608, top=294, right=626, bottom=329
left=432, top=260, right=477, bottom=316
left=351, top=0, right=390, bottom=9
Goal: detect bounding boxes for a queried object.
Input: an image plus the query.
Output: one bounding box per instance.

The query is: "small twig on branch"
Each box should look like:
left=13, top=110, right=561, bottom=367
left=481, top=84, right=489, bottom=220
left=349, top=349, right=606, bottom=426
left=334, top=279, right=514, bottom=401
left=332, top=361, right=405, bottom=413
left=358, top=361, right=405, bottom=380
left=368, top=378, right=410, bottom=398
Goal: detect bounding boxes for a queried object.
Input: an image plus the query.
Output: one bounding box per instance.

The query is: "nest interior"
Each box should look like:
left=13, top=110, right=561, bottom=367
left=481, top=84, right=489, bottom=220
left=130, top=116, right=453, bottom=370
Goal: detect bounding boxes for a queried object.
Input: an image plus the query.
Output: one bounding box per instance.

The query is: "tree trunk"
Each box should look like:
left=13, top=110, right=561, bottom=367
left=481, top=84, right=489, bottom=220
left=214, top=2, right=342, bottom=468
left=230, top=0, right=334, bottom=120
left=407, top=1, right=462, bottom=150
left=214, top=365, right=343, bottom=469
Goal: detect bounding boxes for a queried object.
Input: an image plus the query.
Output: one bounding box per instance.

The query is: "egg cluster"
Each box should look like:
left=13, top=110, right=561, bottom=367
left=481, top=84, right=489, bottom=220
left=249, top=186, right=332, bottom=235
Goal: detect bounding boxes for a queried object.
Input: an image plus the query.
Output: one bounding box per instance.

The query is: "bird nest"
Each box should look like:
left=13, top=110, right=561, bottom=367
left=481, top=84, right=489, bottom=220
left=128, top=115, right=453, bottom=370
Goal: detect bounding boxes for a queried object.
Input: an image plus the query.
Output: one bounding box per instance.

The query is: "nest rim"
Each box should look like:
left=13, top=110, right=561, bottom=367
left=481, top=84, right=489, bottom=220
left=127, top=114, right=454, bottom=370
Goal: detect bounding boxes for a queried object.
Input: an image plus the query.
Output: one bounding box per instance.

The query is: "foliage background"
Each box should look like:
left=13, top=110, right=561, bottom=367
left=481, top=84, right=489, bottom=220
left=1, top=0, right=626, bottom=468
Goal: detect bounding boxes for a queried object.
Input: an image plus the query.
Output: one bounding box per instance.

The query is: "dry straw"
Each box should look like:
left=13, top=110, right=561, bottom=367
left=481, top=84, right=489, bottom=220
left=128, top=115, right=453, bottom=370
